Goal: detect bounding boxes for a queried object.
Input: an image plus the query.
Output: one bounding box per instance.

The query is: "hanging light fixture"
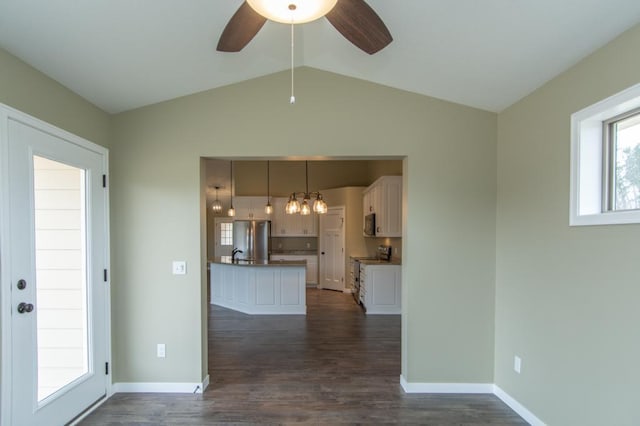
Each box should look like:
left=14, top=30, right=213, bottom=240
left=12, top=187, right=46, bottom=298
left=227, top=161, right=235, bottom=217
left=285, top=161, right=327, bottom=215
left=313, top=193, right=328, bottom=214
left=285, top=192, right=301, bottom=214
left=265, top=161, right=273, bottom=215
left=211, top=186, right=223, bottom=213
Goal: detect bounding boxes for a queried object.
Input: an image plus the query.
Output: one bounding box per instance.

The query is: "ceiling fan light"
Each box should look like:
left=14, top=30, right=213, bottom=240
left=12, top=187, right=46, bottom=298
left=247, top=0, right=337, bottom=24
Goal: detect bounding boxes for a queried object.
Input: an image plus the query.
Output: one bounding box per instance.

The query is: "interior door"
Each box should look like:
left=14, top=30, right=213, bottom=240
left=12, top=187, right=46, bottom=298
left=5, top=117, right=109, bottom=425
left=319, top=207, right=345, bottom=291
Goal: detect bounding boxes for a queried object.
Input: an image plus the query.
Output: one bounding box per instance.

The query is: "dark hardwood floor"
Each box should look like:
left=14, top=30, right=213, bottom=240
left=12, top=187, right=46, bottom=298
left=81, top=288, right=525, bottom=425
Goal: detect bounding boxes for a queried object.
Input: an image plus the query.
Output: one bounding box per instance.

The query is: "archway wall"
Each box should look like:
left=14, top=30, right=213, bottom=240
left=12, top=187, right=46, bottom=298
left=110, top=67, right=497, bottom=386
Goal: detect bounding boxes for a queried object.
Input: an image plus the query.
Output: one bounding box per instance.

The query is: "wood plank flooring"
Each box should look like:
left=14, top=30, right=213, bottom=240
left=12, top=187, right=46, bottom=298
left=81, top=289, right=526, bottom=425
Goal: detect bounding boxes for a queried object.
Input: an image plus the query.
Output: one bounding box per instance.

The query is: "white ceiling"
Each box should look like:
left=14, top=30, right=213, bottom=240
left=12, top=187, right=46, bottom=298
left=1, top=0, right=640, bottom=114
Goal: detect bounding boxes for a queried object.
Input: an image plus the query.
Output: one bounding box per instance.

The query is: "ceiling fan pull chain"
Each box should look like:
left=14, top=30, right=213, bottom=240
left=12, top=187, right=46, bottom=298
left=290, top=21, right=295, bottom=104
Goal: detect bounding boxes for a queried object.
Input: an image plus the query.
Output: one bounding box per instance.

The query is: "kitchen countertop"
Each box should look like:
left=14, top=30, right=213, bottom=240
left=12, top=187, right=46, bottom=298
left=271, top=250, right=318, bottom=255
left=210, top=257, right=306, bottom=267
left=356, top=258, right=402, bottom=266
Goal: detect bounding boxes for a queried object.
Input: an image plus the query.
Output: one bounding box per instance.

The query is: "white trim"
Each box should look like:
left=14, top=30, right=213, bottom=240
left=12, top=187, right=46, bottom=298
left=201, top=374, right=210, bottom=392
left=0, top=106, right=12, bottom=426
left=399, top=376, right=546, bottom=425
left=342, top=288, right=353, bottom=294
left=399, top=375, right=493, bottom=394
left=493, top=385, right=546, bottom=426
left=113, top=379, right=209, bottom=394
left=0, top=103, right=111, bottom=426
left=570, top=82, right=640, bottom=226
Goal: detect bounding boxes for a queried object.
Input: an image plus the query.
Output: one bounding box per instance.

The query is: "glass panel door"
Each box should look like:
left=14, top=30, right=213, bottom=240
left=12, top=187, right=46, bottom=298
left=33, top=156, right=89, bottom=402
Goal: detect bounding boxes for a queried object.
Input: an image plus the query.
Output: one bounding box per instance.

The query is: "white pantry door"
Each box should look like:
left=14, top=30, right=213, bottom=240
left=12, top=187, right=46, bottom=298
left=319, top=207, right=345, bottom=291
left=4, top=117, right=109, bottom=425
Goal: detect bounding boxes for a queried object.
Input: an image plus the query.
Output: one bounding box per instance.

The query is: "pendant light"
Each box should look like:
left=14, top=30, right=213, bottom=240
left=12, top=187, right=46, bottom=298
left=227, top=161, right=235, bottom=217
left=265, top=161, right=273, bottom=214
left=211, top=186, right=223, bottom=213
left=313, top=193, right=328, bottom=214
left=285, top=192, right=301, bottom=214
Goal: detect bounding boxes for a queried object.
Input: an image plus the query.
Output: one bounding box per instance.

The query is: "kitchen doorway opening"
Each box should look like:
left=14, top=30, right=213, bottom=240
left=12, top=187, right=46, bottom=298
left=201, top=156, right=406, bottom=390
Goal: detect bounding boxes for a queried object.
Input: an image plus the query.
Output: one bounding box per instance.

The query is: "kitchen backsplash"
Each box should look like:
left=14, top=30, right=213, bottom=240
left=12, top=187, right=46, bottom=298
left=272, top=237, right=318, bottom=252
left=365, top=237, right=402, bottom=259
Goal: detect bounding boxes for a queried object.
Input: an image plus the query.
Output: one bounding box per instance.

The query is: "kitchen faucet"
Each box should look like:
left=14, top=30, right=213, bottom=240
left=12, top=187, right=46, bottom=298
left=231, top=248, right=243, bottom=262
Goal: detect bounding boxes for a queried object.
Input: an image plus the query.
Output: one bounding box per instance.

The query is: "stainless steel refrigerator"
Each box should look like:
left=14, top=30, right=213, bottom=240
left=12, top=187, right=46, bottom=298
left=232, top=220, right=271, bottom=261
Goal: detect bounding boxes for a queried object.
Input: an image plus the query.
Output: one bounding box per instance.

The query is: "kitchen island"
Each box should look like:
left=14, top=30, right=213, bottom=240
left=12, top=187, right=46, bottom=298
left=209, top=257, right=307, bottom=315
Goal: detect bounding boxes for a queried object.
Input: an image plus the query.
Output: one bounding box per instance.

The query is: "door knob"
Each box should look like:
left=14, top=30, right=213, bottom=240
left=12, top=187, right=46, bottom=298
left=17, top=302, right=34, bottom=314
left=17, top=279, right=27, bottom=290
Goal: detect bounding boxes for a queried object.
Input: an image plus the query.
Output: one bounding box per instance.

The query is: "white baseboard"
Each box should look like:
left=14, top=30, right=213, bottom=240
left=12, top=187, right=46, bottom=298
left=493, top=385, right=546, bottom=426
left=399, top=376, right=545, bottom=425
left=343, top=288, right=353, bottom=294
left=400, top=375, right=493, bottom=393
left=113, top=376, right=209, bottom=394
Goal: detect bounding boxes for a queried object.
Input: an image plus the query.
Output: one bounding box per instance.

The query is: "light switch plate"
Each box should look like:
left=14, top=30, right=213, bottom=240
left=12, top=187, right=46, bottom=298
left=172, top=261, right=186, bottom=275
left=514, top=355, right=522, bottom=374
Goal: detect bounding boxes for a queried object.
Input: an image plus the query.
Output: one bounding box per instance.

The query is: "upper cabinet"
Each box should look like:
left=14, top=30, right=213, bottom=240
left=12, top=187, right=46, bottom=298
left=271, top=197, right=318, bottom=237
left=233, top=196, right=271, bottom=221
left=363, top=176, right=402, bottom=237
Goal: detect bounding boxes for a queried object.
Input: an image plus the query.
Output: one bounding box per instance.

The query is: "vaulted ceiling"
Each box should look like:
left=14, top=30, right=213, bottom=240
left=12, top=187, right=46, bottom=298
left=1, top=0, right=640, bottom=114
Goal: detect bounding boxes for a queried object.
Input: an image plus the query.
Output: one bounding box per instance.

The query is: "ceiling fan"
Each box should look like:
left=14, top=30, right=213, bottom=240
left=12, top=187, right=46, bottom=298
left=217, top=0, right=393, bottom=55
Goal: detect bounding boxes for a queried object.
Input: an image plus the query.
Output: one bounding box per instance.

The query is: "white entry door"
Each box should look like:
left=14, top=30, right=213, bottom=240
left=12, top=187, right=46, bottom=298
left=1, top=112, right=109, bottom=426
left=319, top=207, right=345, bottom=291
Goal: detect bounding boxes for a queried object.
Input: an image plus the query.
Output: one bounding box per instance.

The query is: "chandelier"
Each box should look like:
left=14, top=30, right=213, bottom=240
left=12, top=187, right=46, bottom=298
left=285, top=161, right=328, bottom=215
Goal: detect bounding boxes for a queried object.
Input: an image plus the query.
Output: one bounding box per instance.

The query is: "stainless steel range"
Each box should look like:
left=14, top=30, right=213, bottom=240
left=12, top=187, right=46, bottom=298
left=350, top=245, right=393, bottom=305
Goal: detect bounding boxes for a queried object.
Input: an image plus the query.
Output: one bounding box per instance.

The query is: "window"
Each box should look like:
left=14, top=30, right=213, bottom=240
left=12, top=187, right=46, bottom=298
left=220, top=222, right=233, bottom=246
left=605, top=109, right=640, bottom=211
left=570, top=82, right=640, bottom=225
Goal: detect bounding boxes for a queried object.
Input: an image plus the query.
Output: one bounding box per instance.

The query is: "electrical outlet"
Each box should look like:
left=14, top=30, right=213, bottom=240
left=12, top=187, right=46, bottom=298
left=172, top=261, right=186, bottom=275
left=514, top=355, right=522, bottom=374
left=306, top=242, right=311, bottom=249
left=157, top=344, right=166, bottom=358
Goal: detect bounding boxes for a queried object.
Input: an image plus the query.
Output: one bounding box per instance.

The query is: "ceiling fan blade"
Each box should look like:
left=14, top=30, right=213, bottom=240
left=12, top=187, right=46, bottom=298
left=217, top=2, right=267, bottom=52
left=325, top=0, right=392, bottom=55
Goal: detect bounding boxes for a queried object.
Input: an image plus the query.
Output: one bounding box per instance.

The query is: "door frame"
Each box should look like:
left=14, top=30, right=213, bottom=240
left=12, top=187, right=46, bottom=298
left=0, top=103, right=112, bottom=425
left=318, top=205, right=346, bottom=291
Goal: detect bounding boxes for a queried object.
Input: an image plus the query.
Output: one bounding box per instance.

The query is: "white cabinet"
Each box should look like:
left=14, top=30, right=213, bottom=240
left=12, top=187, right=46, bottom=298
left=359, top=264, right=401, bottom=314
left=233, top=196, right=271, bottom=220
left=363, top=176, right=402, bottom=237
left=271, top=254, right=318, bottom=284
left=271, top=197, right=318, bottom=236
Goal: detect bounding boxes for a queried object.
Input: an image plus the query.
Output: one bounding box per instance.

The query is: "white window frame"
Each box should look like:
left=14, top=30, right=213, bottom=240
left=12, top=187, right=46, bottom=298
left=570, top=82, right=640, bottom=226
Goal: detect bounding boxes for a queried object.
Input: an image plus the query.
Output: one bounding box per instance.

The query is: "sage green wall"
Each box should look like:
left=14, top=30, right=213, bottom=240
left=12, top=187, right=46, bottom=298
left=496, top=24, right=640, bottom=425
left=111, top=67, right=497, bottom=385
left=0, top=48, right=110, bottom=148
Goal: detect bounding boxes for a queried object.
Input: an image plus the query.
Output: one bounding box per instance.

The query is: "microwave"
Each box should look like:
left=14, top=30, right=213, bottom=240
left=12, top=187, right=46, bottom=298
left=364, top=213, right=376, bottom=236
